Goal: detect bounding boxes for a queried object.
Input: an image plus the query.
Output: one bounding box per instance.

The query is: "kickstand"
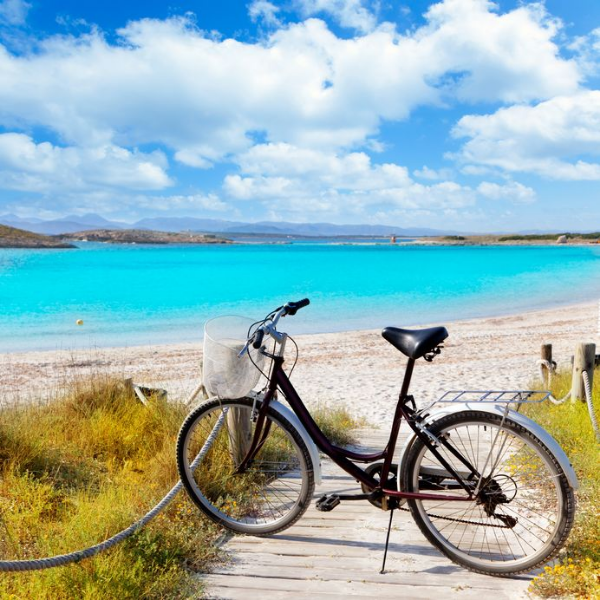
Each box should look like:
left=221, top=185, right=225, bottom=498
left=379, top=508, right=395, bottom=575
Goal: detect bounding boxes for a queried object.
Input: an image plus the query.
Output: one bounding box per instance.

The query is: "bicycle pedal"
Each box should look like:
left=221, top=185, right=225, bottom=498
left=316, top=495, right=340, bottom=512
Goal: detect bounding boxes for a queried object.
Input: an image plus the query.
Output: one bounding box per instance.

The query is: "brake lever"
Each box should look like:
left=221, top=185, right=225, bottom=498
left=238, top=340, right=251, bottom=358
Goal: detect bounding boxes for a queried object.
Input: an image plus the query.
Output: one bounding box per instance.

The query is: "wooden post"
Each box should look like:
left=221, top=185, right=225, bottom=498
left=541, top=344, right=553, bottom=386
left=572, top=343, right=596, bottom=401
left=227, top=407, right=252, bottom=467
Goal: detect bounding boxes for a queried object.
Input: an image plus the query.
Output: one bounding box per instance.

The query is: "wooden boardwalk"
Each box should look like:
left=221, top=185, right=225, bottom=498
left=202, top=429, right=535, bottom=599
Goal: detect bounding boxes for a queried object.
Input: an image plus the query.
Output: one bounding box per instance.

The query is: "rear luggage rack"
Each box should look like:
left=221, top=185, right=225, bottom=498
left=437, top=390, right=550, bottom=403
left=420, top=390, right=551, bottom=414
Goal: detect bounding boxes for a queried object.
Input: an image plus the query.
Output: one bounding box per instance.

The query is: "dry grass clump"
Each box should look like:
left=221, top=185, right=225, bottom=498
left=0, top=376, right=222, bottom=599
left=524, top=369, right=600, bottom=599
left=0, top=377, right=359, bottom=598
left=312, top=405, right=360, bottom=447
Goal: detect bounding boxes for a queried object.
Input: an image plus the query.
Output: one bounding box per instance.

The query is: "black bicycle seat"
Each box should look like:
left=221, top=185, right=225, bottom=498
left=382, top=326, right=448, bottom=360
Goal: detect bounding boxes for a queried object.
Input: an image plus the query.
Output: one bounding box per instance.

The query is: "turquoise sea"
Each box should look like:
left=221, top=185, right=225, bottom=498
left=1, top=242, right=600, bottom=352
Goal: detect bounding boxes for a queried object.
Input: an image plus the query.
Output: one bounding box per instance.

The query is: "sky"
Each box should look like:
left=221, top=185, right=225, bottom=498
left=0, top=0, right=599, bottom=232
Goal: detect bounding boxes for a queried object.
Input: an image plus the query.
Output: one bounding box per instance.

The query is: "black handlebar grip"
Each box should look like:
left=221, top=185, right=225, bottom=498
left=252, top=328, right=265, bottom=349
left=294, top=298, right=310, bottom=309
left=285, top=297, right=310, bottom=316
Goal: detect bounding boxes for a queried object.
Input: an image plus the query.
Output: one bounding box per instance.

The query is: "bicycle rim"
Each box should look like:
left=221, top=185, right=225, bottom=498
left=403, top=412, right=573, bottom=575
left=177, top=398, right=314, bottom=535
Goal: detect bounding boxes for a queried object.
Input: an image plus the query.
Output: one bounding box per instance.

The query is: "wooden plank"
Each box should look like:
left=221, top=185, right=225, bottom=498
left=205, top=574, right=527, bottom=599
left=210, top=562, right=531, bottom=589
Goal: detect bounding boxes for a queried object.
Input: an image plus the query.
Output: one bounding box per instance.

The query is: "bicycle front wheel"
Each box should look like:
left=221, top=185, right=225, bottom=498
left=401, top=411, right=575, bottom=576
left=177, top=397, right=315, bottom=535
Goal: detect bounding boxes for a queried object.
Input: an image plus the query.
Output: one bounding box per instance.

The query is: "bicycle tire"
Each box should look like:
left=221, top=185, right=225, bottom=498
left=401, top=410, right=575, bottom=576
left=177, top=397, right=315, bottom=535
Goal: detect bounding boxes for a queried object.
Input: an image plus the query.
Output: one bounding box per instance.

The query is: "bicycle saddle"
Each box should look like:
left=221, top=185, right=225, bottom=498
left=381, top=326, right=448, bottom=360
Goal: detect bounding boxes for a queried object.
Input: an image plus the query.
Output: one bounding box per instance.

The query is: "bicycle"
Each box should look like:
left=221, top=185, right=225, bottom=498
left=176, top=299, right=578, bottom=577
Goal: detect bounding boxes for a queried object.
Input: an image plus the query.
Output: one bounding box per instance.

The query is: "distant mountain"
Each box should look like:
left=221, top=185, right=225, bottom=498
left=62, top=213, right=128, bottom=229
left=0, top=214, right=463, bottom=237
left=133, top=217, right=246, bottom=233
left=0, top=213, right=125, bottom=235
left=223, top=221, right=454, bottom=237
left=133, top=217, right=456, bottom=237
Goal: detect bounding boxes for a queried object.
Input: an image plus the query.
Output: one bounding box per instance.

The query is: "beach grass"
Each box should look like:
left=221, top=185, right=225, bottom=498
left=523, top=369, right=600, bottom=599
left=0, top=376, right=357, bottom=599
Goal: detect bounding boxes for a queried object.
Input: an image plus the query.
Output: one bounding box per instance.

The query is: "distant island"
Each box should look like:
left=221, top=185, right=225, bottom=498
left=59, top=229, right=232, bottom=245
left=0, top=224, right=76, bottom=248
left=423, top=233, right=600, bottom=246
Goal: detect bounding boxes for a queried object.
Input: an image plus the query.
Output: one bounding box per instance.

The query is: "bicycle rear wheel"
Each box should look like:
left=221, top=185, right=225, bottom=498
left=401, top=411, right=575, bottom=576
left=177, top=397, right=314, bottom=535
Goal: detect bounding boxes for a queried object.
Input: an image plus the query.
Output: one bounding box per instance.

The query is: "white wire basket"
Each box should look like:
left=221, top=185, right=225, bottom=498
left=202, top=316, right=266, bottom=399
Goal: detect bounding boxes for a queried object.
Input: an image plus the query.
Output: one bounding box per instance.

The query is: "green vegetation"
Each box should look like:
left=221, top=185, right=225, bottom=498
left=313, top=405, right=360, bottom=447
left=499, top=232, right=600, bottom=242
left=524, top=370, right=600, bottom=599
left=60, top=229, right=231, bottom=245
left=0, top=377, right=357, bottom=599
left=443, top=235, right=466, bottom=241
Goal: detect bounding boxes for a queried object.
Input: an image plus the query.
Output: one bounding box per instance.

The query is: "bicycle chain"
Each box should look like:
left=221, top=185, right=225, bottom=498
left=397, top=506, right=512, bottom=529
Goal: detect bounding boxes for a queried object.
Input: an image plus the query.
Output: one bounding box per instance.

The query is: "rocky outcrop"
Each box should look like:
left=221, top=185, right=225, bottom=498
left=60, top=229, right=232, bottom=244
left=0, top=224, right=76, bottom=248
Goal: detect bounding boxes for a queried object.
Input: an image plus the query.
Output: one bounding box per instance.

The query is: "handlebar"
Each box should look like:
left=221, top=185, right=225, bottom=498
left=284, top=298, right=310, bottom=316
left=252, top=328, right=265, bottom=349
left=245, top=297, right=310, bottom=353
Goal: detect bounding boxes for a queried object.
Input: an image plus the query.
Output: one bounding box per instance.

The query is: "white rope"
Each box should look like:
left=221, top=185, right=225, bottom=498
left=0, top=381, right=209, bottom=572
left=538, top=358, right=599, bottom=440
left=582, top=370, right=600, bottom=442
left=537, top=359, right=571, bottom=404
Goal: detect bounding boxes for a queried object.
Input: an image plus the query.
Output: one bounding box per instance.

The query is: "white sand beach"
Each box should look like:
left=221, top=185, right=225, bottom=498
left=1, top=301, right=597, bottom=425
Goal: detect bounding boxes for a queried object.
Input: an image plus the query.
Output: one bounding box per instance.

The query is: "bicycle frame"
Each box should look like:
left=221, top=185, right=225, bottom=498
left=239, top=352, right=475, bottom=504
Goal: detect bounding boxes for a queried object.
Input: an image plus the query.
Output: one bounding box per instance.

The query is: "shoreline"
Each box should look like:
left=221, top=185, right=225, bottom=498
left=2, top=289, right=599, bottom=354
left=1, top=301, right=597, bottom=425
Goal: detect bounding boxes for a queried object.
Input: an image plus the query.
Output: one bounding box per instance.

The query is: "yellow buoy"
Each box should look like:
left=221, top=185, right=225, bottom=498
left=76, top=319, right=84, bottom=326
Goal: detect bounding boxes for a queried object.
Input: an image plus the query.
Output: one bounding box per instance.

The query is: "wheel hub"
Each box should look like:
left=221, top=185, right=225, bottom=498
left=476, top=474, right=518, bottom=528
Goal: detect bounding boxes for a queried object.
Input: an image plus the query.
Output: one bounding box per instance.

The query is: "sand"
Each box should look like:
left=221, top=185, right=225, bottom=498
left=1, top=301, right=597, bottom=426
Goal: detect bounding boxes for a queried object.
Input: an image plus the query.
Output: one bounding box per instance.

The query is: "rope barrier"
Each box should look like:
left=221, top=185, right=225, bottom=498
left=0, top=382, right=209, bottom=572
left=538, top=359, right=599, bottom=440
left=582, top=370, right=600, bottom=442
left=537, top=359, right=571, bottom=404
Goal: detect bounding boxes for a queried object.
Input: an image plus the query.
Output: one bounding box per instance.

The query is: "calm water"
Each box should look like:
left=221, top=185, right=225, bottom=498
left=1, top=242, right=600, bottom=352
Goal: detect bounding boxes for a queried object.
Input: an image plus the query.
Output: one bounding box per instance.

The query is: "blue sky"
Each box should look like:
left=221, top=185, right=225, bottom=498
left=0, top=0, right=599, bottom=231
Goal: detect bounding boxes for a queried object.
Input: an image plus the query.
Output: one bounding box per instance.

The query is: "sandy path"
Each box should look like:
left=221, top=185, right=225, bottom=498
left=1, top=302, right=597, bottom=424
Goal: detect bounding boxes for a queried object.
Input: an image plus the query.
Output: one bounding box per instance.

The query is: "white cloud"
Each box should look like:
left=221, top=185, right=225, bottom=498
left=295, top=0, right=377, bottom=33
left=569, top=27, right=600, bottom=78
left=417, top=0, right=578, bottom=103
left=224, top=174, right=294, bottom=200
left=248, top=0, right=282, bottom=28
left=0, top=0, right=30, bottom=26
left=0, top=133, right=172, bottom=192
left=224, top=143, right=475, bottom=218
left=477, top=181, right=536, bottom=203
left=0, top=1, right=581, bottom=166
left=234, top=143, right=411, bottom=189
left=413, top=165, right=453, bottom=180
left=0, top=1, right=590, bottom=222
left=134, top=192, right=230, bottom=212
left=453, top=90, right=600, bottom=180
